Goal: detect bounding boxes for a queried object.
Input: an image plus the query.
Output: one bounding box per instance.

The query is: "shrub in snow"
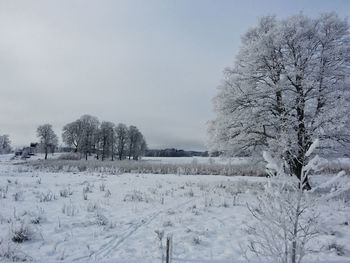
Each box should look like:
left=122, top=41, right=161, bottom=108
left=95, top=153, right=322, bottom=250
left=83, top=183, right=93, bottom=194
left=87, top=202, right=99, bottom=212
left=203, top=194, right=213, bottom=208
left=0, top=185, right=8, bottom=199
left=95, top=212, right=108, bottom=226
left=38, top=191, right=55, bottom=202
left=185, top=188, right=194, bottom=197
left=327, top=241, right=345, bottom=256
left=12, top=192, right=24, bottom=202
left=162, top=220, right=174, bottom=227
left=10, top=221, right=34, bottom=243
left=123, top=190, right=150, bottom=202
left=220, top=199, right=229, bottom=208
left=59, top=186, right=73, bottom=198
left=62, top=202, right=78, bottom=216
left=27, top=207, right=46, bottom=225
left=99, top=183, right=106, bottom=192
left=104, top=189, right=111, bottom=198
left=192, top=236, right=201, bottom=245
left=245, top=141, right=326, bottom=263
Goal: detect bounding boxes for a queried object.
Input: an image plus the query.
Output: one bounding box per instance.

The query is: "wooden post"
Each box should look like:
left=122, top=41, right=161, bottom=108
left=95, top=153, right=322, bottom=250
left=165, top=235, right=173, bottom=263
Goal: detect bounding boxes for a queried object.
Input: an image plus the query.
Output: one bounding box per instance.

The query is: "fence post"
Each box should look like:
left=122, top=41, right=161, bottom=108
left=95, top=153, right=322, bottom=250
left=165, top=234, right=173, bottom=263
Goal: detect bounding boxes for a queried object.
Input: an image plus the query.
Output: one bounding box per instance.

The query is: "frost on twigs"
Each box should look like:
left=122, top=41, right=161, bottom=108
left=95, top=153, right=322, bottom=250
left=245, top=140, right=349, bottom=263
left=245, top=150, right=320, bottom=263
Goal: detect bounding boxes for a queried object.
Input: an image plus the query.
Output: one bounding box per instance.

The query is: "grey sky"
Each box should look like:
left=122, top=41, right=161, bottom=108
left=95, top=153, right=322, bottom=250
left=0, top=0, right=349, bottom=150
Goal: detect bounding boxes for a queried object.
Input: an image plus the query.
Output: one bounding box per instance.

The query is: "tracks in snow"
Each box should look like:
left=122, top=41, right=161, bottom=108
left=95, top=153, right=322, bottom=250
left=73, top=197, right=196, bottom=261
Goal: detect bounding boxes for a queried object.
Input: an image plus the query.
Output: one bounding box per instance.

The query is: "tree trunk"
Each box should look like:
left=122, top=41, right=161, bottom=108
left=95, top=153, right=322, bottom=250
left=293, top=74, right=311, bottom=190
left=291, top=158, right=311, bottom=191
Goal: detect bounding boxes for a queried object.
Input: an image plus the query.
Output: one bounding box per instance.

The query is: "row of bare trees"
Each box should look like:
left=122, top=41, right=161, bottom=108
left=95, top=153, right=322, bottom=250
left=61, top=115, right=147, bottom=161
left=36, top=114, right=147, bottom=160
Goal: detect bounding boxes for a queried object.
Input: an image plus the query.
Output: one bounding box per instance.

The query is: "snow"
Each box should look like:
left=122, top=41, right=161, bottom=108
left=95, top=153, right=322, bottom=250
left=0, top=157, right=349, bottom=262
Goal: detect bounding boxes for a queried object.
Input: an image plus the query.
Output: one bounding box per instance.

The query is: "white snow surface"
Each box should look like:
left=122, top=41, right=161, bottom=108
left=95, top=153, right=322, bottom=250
left=0, top=155, right=349, bottom=263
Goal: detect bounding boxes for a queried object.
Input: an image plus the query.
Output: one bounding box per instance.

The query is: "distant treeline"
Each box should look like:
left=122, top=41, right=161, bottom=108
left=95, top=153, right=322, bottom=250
left=145, top=148, right=208, bottom=157
left=28, top=114, right=147, bottom=161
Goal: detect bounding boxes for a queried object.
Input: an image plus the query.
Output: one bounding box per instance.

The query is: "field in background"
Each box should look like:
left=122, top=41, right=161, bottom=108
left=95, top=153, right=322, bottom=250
left=13, top=153, right=350, bottom=178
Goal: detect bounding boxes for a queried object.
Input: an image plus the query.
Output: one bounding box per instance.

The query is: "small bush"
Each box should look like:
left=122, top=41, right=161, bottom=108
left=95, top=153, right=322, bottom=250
left=60, top=186, right=73, bottom=198
left=123, top=190, right=150, bottom=202
left=83, top=183, right=93, bottom=194
left=95, top=212, right=108, bottom=226
left=104, top=190, right=111, bottom=198
left=87, top=202, right=99, bottom=212
left=38, top=191, right=55, bottom=202
left=11, top=222, right=33, bottom=243
left=185, top=189, right=194, bottom=197
left=12, top=192, right=24, bottom=202
left=0, top=185, right=8, bottom=199
left=99, top=183, right=106, bottom=192
left=29, top=207, right=46, bottom=225
left=193, top=236, right=201, bottom=245
left=62, top=202, right=78, bottom=216
left=163, top=220, right=174, bottom=227
left=328, top=242, right=345, bottom=256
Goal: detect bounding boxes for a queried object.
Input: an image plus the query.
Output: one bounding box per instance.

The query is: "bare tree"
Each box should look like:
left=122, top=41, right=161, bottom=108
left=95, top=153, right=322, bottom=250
left=115, top=123, right=128, bottom=160
left=99, top=121, right=115, bottom=161
left=37, top=124, right=58, bottom=160
left=133, top=134, right=147, bottom=160
left=127, top=125, right=139, bottom=160
left=209, top=13, right=350, bottom=189
left=127, top=126, right=147, bottom=160
left=62, top=116, right=147, bottom=161
left=0, top=135, right=11, bottom=154
left=78, top=115, right=100, bottom=160
left=62, top=120, right=84, bottom=153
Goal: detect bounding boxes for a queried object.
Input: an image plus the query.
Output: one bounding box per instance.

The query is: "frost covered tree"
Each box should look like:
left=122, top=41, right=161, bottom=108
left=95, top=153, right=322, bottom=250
left=245, top=139, right=350, bottom=263
left=115, top=123, right=129, bottom=160
left=79, top=115, right=100, bottom=160
left=127, top=126, right=139, bottom=160
left=62, top=115, right=99, bottom=160
left=127, top=125, right=147, bottom=160
left=0, top=135, right=11, bottom=154
left=62, top=120, right=84, bottom=152
left=133, top=134, right=147, bottom=160
left=209, top=13, right=350, bottom=189
left=98, top=121, right=116, bottom=161
left=61, top=116, right=147, bottom=161
left=37, top=124, right=58, bottom=160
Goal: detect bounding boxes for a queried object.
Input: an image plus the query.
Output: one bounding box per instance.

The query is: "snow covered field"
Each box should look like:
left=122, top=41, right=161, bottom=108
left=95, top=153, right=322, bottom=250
left=0, top=155, right=349, bottom=262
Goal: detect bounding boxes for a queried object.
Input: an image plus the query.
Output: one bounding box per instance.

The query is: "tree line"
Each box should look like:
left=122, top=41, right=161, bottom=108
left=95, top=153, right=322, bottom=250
left=36, top=114, right=147, bottom=160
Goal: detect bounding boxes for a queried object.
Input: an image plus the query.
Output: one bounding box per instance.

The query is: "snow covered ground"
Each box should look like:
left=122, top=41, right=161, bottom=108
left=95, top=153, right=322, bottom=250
left=0, top=155, right=349, bottom=262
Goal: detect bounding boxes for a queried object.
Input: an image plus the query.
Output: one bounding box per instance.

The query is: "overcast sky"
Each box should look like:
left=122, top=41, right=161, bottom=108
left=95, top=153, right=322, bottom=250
left=0, top=0, right=349, bottom=150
